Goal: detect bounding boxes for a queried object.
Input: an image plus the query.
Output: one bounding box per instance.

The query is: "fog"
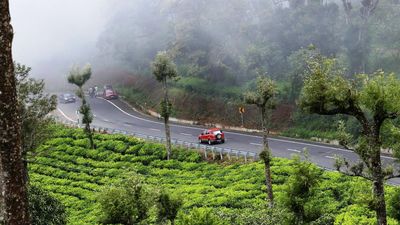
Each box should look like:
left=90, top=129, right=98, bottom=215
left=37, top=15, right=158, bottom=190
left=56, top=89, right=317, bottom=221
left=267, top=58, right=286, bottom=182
left=8, top=0, right=400, bottom=91
left=10, top=0, right=120, bottom=86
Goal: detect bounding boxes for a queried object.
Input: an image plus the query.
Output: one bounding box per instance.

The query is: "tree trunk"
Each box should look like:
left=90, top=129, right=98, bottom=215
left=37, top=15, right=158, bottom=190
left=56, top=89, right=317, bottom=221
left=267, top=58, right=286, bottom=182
left=86, top=122, right=94, bottom=149
left=0, top=159, right=4, bottom=223
left=0, top=1, right=31, bottom=224
left=371, top=148, right=387, bottom=225
left=163, top=78, right=172, bottom=160
left=164, top=117, right=172, bottom=160
left=81, top=92, right=94, bottom=149
left=260, top=106, right=274, bottom=207
left=373, top=177, right=387, bottom=225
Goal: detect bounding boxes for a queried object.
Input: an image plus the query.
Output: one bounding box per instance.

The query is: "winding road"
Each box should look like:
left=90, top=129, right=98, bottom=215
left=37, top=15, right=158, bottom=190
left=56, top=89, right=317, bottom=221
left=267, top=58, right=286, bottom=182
left=56, top=96, right=400, bottom=185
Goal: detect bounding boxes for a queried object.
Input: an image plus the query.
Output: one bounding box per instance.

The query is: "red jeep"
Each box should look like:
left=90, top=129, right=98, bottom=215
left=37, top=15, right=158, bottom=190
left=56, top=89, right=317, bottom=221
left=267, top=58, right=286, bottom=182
left=198, top=128, right=225, bottom=145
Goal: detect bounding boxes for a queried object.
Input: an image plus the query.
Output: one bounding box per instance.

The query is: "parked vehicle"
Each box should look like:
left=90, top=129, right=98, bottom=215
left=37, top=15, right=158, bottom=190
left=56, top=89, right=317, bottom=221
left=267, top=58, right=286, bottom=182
left=58, top=93, right=76, bottom=104
left=198, top=128, right=225, bottom=145
left=102, top=85, right=118, bottom=100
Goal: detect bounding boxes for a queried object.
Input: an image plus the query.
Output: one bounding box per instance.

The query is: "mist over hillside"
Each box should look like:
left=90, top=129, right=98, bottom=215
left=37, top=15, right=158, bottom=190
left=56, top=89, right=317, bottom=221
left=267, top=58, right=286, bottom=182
left=10, top=0, right=400, bottom=93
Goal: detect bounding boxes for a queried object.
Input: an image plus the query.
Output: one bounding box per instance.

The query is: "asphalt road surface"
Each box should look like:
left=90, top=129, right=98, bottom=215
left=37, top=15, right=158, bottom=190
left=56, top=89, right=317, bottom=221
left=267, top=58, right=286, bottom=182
left=56, top=96, right=400, bottom=185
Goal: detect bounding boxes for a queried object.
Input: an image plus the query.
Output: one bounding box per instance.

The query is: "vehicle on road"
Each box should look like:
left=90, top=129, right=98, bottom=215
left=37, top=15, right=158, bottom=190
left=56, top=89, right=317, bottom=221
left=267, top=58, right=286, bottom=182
left=198, top=128, right=225, bottom=145
left=102, top=85, right=118, bottom=100
left=89, top=87, right=96, bottom=98
left=58, top=93, right=76, bottom=104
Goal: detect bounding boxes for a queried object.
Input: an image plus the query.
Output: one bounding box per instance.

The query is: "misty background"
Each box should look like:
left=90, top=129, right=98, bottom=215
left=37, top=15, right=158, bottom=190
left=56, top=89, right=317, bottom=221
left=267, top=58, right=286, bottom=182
left=9, top=0, right=400, bottom=130
left=10, top=0, right=121, bottom=87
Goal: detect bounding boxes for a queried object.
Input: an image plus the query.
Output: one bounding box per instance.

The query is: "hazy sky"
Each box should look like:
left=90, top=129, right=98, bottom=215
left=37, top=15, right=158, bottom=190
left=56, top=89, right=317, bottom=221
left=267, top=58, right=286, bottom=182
left=10, top=0, right=119, bottom=78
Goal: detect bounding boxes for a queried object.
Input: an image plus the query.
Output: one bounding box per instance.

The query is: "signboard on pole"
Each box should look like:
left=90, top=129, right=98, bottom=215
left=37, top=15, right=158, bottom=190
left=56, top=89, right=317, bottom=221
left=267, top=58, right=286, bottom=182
left=239, top=107, right=245, bottom=114
left=239, top=107, right=245, bottom=127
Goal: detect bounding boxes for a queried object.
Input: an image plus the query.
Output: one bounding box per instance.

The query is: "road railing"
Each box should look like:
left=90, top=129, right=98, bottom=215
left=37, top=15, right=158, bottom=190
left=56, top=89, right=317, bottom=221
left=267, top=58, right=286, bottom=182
left=53, top=116, right=259, bottom=162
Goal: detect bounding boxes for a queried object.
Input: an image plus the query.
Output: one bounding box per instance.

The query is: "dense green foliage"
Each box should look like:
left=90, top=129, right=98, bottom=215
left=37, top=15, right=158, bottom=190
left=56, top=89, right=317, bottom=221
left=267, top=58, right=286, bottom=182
left=16, top=63, right=57, bottom=157
left=95, top=0, right=400, bottom=135
left=29, top=126, right=400, bottom=224
left=156, top=190, right=183, bottom=225
left=28, top=185, right=67, bottom=225
left=176, top=208, right=227, bottom=225
left=97, top=175, right=153, bottom=224
left=299, top=53, right=400, bottom=224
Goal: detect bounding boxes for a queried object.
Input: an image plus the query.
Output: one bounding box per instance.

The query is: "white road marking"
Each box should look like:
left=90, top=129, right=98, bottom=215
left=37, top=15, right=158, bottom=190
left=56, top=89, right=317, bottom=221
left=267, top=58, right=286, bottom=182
left=100, top=98, right=397, bottom=160
left=287, top=148, right=301, bottom=153
left=149, top=128, right=161, bottom=132
left=103, top=119, right=110, bottom=122
left=250, top=143, right=262, bottom=146
left=57, top=108, right=78, bottom=123
left=325, top=155, right=336, bottom=159
left=123, top=124, right=131, bottom=127
left=101, top=98, right=204, bottom=130
left=180, top=133, right=192, bottom=136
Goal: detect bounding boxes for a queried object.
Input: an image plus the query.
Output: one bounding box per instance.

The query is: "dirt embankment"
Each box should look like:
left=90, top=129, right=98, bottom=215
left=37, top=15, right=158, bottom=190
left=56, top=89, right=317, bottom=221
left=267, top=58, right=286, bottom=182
left=104, top=73, right=295, bottom=132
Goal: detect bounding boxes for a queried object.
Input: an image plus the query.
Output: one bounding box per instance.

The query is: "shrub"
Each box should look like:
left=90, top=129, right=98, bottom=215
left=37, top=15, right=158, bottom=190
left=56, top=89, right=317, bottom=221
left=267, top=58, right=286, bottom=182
left=281, top=155, right=323, bottom=224
left=176, top=207, right=229, bottom=225
left=97, top=174, right=153, bottom=225
left=388, top=187, right=400, bottom=220
left=217, top=205, right=292, bottom=225
left=29, top=185, right=67, bottom=225
left=171, top=148, right=202, bottom=162
left=157, top=190, right=183, bottom=225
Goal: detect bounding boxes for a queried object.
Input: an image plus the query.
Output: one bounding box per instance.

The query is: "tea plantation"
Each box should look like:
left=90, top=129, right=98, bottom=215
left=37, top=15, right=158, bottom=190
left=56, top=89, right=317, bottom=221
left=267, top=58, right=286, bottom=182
left=29, top=126, right=400, bottom=224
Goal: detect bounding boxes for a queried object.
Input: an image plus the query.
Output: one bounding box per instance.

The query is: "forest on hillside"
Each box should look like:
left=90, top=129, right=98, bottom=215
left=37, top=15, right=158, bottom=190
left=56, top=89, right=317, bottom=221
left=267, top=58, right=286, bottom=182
left=94, top=0, right=400, bottom=134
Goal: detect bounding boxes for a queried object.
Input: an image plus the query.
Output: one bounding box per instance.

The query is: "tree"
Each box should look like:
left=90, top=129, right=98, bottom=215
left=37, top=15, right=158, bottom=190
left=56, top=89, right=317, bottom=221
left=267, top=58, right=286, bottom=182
left=157, top=190, right=183, bottom=225
left=28, top=185, right=67, bottom=225
left=0, top=0, right=31, bottom=224
left=16, top=63, right=57, bottom=182
left=244, top=76, right=276, bottom=207
left=282, top=155, right=323, bottom=224
left=299, top=53, right=400, bottom=225
left=152, top=51, right=178, bottom=160
left=98, top=175, right=153, bottom=225
left=67, top=64, right=94, bottom=149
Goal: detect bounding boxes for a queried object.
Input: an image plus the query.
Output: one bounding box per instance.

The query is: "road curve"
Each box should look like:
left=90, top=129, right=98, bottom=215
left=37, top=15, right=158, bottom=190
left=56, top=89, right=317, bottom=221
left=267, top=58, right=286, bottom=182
left=56, top=97, right=400, bottom=185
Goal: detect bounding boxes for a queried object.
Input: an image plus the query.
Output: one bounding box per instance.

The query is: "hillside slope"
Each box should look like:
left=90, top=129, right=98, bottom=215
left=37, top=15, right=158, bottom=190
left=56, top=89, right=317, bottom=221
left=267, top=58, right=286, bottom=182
left=29, top=126, right=399, bottom=224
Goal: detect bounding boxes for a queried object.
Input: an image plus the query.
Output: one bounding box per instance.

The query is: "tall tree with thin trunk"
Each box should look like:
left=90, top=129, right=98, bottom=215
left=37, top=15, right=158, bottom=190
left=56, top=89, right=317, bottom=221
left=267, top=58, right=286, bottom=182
left=68, top=65, right=94, bottom=149
left=16, top=63, right=57, bottom=183
left=300, top=53, right=400, bottom=225
left=244, top=75, right=276, bottom=207
left=152, top=51, right=178, bottom=160
left=0, top=0, right=31, bottom=224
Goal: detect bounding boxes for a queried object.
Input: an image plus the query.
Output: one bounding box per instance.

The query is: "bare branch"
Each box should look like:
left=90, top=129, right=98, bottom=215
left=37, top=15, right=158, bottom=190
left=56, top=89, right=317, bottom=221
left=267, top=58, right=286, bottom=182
left=337, top=169, right=373, bottom=181
left=385, top=174, right=400, bottom=180
left=334, top=156, right=373, bottom=181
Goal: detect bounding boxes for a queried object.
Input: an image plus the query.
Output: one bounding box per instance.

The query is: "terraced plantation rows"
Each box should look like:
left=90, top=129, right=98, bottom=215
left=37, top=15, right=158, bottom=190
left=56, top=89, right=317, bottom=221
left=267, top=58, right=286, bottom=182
left=29, top=126, right=400, bottom=224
